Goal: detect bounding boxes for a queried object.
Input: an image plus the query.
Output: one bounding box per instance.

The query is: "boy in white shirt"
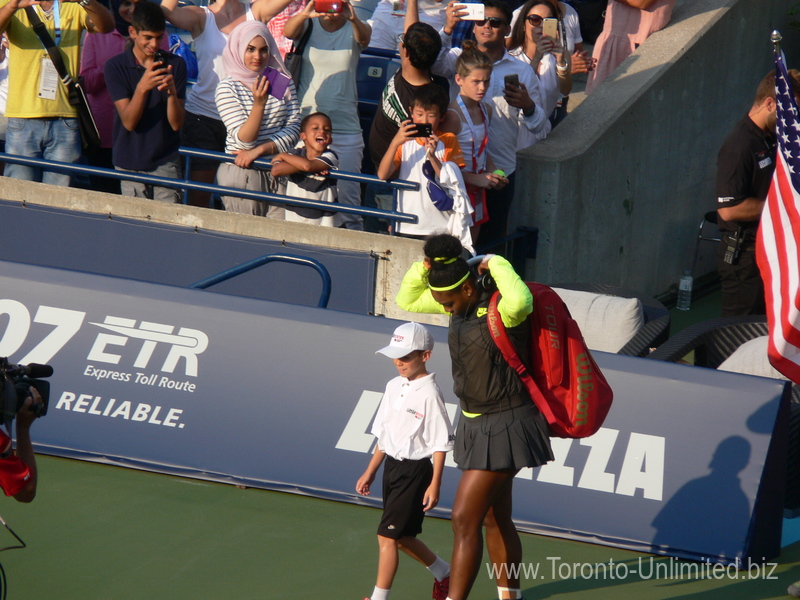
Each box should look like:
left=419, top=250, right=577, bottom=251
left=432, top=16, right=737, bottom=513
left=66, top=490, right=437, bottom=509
left=356, top=322, right=454, bottom=600
left=377, top=84, right=473, bottom=251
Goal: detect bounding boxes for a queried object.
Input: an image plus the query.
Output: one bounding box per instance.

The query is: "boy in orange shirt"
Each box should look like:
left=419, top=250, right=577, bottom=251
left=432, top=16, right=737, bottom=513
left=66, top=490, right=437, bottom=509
left=377, top=84, right=473, bottom=249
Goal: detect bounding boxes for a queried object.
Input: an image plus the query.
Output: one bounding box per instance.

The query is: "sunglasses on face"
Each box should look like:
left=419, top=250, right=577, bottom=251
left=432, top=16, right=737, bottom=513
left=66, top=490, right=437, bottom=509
left=525, top=14, right=544, bottom=26
left=475, top=17, right=505, bottom=28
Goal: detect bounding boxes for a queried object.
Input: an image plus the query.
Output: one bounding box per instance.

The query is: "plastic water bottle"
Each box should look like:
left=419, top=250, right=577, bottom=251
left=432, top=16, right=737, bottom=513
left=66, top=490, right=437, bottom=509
left=677, top=271, right=693, bottom=311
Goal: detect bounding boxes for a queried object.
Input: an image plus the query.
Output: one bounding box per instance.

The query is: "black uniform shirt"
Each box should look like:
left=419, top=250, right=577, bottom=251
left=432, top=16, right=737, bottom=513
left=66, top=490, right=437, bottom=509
left=716, top=114, right=776, bottom=237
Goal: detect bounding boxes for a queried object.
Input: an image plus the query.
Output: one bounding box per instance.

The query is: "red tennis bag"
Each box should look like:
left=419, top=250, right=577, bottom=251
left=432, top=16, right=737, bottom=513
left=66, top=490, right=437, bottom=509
left=487, top=283, right=613, bottom=438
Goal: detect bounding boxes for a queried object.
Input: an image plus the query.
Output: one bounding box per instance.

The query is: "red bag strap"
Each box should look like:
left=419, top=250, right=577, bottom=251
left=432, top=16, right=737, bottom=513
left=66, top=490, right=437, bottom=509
left=487, top=291, right=558, bottom=425
left=531, top=284, right=568, bottom=387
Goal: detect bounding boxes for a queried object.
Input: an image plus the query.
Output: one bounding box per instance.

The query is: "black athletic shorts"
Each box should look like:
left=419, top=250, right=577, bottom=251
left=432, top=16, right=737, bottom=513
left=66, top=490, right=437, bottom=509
left=378, top=456, right=433, bottom=540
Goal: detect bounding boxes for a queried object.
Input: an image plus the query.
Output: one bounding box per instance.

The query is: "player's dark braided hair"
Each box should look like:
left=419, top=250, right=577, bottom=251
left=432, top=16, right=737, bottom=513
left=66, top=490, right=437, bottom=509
left=424, top=234, right=472, bottom=292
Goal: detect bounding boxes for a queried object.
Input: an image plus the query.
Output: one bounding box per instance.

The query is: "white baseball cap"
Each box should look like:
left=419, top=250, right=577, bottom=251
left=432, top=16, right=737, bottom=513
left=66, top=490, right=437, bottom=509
left=376, top=322, right=434, bottom=359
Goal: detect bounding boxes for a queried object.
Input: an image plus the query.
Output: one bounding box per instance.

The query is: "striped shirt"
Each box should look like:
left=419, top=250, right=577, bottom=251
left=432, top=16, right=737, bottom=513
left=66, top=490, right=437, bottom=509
left=215, top=77, right=301, bottom=154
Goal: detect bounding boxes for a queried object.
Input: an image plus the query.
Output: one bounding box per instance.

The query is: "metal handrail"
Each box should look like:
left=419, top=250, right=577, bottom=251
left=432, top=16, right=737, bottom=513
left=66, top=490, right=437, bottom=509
left=0, top=152, right=418, bottom=225
left=189, top=253, right=332, bottom=308
left=178, top=147, right=418, bottom=190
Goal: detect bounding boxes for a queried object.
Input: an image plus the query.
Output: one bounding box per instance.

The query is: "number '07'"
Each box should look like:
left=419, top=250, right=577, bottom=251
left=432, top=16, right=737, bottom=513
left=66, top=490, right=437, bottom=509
left=0, top=300, right=86, bottom=364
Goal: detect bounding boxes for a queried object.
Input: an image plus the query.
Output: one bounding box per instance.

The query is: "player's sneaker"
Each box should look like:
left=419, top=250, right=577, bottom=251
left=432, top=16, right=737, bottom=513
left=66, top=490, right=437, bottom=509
left=433, top=576, right=450, bottom=600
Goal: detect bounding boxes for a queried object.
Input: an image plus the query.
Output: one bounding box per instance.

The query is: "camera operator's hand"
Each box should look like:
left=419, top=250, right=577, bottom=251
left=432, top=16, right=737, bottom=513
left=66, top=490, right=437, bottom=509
left=11, top=387, right=40, bottom=503
left=16, top=387, right=42, bottom=431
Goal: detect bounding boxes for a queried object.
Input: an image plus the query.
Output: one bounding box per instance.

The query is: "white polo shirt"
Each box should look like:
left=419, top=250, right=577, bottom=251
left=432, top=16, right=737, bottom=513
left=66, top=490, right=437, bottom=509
left=371, top=372, right=454, bottom=461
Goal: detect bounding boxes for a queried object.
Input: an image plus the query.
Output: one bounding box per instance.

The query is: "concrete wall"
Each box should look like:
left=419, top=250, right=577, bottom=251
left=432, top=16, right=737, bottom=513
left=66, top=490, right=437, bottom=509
left=0, top=177, right=449, bottom=327
left=513, top=0, right=800, bottom=297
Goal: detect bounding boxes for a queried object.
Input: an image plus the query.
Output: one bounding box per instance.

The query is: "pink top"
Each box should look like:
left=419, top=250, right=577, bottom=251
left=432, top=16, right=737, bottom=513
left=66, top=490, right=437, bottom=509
left=585, top=0, right=676, bottom=94
left=80, top=31, right=170, bottom=148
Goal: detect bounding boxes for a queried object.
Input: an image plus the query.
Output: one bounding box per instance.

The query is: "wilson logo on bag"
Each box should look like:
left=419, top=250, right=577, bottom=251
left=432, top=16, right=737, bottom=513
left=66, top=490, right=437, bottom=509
left=487, top=283, right=613, bottom=438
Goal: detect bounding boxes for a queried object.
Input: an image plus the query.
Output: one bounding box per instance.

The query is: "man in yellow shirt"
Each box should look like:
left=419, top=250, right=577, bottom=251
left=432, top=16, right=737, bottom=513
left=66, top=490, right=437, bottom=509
left=0, top=0, right=113, bottom=186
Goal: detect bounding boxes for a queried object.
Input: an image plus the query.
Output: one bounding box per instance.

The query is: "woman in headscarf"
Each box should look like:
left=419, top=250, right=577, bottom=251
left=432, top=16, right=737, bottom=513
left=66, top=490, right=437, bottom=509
left=160, top=0, right=290, bottom=207
left=80, top=0, right=168, bottom=193
left=507, top=0, right=571, bottom=126
left=215, top=20, right=301, bottom=216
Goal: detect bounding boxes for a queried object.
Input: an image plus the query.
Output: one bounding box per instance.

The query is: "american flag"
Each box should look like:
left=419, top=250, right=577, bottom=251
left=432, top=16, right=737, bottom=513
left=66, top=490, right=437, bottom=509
left=756, top=48, right=800, bottom=383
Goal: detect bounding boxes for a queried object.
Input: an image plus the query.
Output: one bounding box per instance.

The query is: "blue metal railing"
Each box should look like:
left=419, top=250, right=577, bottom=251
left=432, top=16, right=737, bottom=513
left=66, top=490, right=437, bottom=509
left=0, top=151, right=418, bottom=228
left=178, top=147, right=416, bottom=190
left=190, top=253, right=332, bottom=308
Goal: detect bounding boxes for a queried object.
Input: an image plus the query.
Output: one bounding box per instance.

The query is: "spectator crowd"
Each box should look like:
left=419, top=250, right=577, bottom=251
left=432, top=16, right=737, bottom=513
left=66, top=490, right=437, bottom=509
left=0, top=0, right=677, bottom=250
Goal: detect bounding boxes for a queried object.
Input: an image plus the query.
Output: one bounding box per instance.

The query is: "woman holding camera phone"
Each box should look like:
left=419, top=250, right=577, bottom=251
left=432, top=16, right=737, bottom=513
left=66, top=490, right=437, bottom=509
left=283, top=0, right=371, bottom=229
left=160, top=0, right=292, bottom=207
left=507, top=0, right=570, bottom=126
left=214, top=21, right=300, bottom=215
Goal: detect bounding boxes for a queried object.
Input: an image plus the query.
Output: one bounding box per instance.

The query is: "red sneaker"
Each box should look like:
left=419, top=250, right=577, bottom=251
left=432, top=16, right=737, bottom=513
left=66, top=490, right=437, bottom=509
left=433, top=576, right=450, bottom=600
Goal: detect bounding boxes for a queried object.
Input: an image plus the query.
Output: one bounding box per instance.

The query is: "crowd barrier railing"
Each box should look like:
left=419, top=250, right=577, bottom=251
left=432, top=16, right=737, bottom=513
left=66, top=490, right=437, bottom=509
left=190, top=252, right=332, bottom=308
left=0, top=150, right=419, bottom=230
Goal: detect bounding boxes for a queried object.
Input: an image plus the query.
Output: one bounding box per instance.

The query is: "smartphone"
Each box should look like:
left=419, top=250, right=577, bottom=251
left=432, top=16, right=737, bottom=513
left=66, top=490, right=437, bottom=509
left=410, top=123, right=433, bottom=138
left=262, top=66, right=292, bottom=100
left=154, top=50, right=169, bottom=67
left=542, top=17, right=558, bottom=39
left=315, top=0, right=343, bottom=13
left=503, top=73, right=519, bottom=89
left=454, top=2, right=485, bottom=20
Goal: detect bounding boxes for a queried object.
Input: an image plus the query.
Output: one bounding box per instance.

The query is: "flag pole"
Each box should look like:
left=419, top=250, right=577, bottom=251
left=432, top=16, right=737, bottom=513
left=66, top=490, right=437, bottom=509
left=773, top=29, right=782, bottom=54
